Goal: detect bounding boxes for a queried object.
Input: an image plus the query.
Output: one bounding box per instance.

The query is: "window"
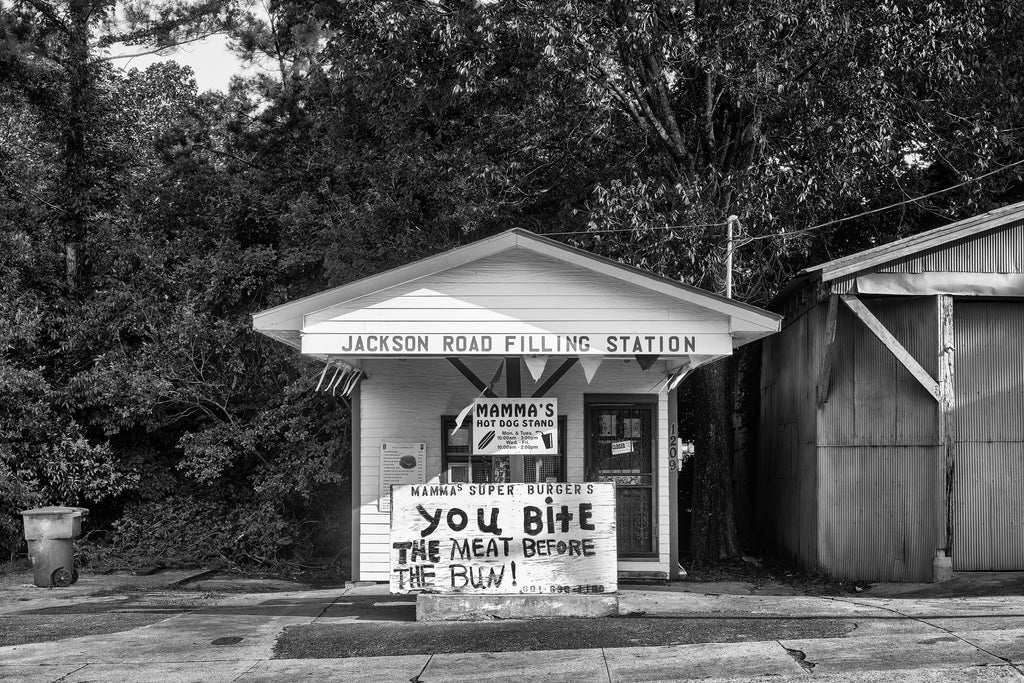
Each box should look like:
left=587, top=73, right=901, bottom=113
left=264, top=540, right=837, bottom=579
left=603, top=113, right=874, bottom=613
left=442, top=416, right=567, bottom=483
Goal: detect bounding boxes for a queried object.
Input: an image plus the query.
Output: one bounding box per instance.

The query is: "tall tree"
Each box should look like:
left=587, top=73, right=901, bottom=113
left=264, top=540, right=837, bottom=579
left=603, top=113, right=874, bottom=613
left=485, top=0, right=1024, bottom=560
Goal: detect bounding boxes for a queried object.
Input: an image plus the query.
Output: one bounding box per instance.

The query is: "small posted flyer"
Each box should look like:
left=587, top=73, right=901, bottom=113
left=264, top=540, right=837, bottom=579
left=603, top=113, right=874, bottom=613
left=379, top=442, right=426, bottom=512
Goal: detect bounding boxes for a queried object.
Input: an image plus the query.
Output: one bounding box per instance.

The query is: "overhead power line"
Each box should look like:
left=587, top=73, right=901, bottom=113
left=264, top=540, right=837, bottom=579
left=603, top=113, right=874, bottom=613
left=739, top=157, right=1024, bottom=244
left=543, top=222, right=727, bottom=237
left=540, top=158, right=1024, bottom=243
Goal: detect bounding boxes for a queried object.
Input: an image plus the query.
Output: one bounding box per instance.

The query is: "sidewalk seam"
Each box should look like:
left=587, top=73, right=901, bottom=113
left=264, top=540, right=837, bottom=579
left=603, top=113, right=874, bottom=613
left=229, top=658, right=264, bottom=682
left=411, top=653, right=433, bottom=683
left=601, top=647, right=613, bottom=683
left=50, top=663, right=90, bottom=682
left=312, top=587, right=352, bottom=623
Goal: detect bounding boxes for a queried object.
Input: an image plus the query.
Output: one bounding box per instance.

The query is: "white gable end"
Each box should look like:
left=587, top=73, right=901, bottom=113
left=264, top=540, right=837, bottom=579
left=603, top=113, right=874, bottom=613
left=301, top=248, right=735, bottom=356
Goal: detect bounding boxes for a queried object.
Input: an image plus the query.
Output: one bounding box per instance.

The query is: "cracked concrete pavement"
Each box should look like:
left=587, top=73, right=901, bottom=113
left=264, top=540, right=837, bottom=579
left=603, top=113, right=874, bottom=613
left=0, top=573, right=1023, bottom=681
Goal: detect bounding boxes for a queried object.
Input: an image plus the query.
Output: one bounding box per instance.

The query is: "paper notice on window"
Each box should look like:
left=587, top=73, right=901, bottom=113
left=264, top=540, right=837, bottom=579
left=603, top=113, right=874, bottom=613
left=610, top=440, right=633, bottom=455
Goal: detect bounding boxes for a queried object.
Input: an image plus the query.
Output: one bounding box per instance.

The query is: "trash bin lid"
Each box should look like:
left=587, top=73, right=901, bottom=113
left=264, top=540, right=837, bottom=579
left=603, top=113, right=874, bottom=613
left=20, top=506, right=88, bottom=517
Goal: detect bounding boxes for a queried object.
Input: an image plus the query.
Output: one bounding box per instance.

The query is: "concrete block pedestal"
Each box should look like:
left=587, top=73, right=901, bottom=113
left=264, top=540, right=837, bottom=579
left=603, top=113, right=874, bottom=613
left=416, top=593, right=619, bottom=621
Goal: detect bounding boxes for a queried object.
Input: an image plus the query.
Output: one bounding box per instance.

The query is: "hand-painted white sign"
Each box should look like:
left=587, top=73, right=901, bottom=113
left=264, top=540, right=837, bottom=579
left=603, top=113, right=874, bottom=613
left=389, top=482, right=617, bottom=595
left=473, top=398, right=557, bottom=455
left=304, top=333, right=709, bottom=356
left=378, top=443, right=426, bottom=513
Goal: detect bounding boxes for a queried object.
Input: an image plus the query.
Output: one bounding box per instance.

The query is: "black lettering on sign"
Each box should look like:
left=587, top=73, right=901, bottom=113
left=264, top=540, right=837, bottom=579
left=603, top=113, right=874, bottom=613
left=523, top=501, right=595, bottom=534
left=450, top=537, right=513, bottom=560
left=450, top=564, right=507, bottom=589
left=447, top=508, right=468, bottom=531
left=410, top=539, right=441, bottom=563
left=416, top=505, right=442, bottom=537
left=392, top=541, right=412, bottom=564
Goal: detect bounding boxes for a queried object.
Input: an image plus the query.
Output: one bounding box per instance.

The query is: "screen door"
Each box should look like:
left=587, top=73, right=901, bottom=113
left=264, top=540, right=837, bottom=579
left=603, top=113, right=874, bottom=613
left=586, top=402, right=656, bottom=557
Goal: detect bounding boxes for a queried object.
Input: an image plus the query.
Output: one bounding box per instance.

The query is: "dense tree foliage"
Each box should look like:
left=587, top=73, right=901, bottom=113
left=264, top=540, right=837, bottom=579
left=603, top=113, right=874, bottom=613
left=1, top=0, right=1022, bottom=568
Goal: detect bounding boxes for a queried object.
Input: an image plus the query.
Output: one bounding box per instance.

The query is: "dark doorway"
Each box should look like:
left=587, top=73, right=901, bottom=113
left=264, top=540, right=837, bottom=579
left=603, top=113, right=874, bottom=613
left=585, top=398, right=657, bottom=558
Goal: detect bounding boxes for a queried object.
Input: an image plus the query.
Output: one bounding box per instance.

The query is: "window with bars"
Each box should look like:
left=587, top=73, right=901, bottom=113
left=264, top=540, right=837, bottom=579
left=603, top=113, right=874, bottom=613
left=442, top=415, right=567, bottom=483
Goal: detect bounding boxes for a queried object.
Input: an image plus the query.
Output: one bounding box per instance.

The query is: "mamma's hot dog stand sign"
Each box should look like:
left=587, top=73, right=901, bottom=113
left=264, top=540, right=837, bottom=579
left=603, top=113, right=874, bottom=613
left=390, top=482, right=617, bottom=594
left=473, top=398, right=557, bottom=455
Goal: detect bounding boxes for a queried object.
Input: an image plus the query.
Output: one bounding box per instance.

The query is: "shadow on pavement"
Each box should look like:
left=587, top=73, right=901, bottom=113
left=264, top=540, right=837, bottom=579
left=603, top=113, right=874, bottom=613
left=863, top=572, right=1024, bottom=599
left=195, top=594, right=418, bottom=621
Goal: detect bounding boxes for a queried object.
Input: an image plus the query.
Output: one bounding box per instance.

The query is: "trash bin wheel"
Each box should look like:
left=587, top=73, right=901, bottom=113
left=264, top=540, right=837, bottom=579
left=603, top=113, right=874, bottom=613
left=51, top=568, right=74, bottom=588
left=71, top=568, right=80, bottom=584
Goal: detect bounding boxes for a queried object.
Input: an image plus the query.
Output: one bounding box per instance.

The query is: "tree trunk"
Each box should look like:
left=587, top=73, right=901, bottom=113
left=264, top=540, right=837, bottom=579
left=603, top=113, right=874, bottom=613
left=63, top=0, right=93, bottom=291
left=688, top=359, right=740, bottom=563
left=730, top=344, right=761, bottom=553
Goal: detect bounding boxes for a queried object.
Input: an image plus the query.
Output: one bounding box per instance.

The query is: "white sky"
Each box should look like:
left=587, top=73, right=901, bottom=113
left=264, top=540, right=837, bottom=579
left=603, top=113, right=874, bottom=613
left=107, top=34, right=248, bottom=92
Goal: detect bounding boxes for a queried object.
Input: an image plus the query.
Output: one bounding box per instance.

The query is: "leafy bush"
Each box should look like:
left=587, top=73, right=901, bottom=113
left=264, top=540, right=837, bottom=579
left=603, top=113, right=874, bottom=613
left=105, top=496, right=293, bottom=569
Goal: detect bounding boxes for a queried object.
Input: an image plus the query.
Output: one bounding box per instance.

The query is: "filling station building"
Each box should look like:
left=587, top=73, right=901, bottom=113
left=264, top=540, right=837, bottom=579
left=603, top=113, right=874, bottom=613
left=254, top=229, right=780, bottom=586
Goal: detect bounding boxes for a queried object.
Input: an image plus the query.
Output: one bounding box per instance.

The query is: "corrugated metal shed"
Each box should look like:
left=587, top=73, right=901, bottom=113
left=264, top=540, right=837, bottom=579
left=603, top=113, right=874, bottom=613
left=953, top=301, right=1024, bottom=570
left=761, top=200, right=1024, bottom=581
left=878, top=222, right=1024, bottom=274
left=806, top=200, right=1024, bottom=281
left=758, top=306, right=818, bottom=569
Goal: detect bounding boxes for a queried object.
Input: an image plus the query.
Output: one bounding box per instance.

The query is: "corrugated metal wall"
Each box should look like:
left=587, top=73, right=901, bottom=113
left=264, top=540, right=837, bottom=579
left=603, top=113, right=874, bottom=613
left=758, top=303, right=820, bottom=570
left=953, top=301, right=1024, bottom=570
left=820, top=299, right=937, bottom=446
left=878, top=222, right=1024, bottom=274
left=818, top=446, right=938, bottom=580
left=816, top=297, right=938, bottom=581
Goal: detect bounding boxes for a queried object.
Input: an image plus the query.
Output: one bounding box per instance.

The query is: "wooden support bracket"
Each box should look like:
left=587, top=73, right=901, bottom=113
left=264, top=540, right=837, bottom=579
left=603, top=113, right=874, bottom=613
left=446, top=357, right=498, bottom=398
left=841, top=294, right=941, bottom=400
left=816, top=294, right=839, bottom=405
left=531, top=358, right=578, bottom=398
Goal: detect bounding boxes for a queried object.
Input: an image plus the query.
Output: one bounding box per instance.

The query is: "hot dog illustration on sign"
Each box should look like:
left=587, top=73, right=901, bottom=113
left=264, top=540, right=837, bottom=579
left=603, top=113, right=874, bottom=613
left=472, top=398, right=557, bottom=455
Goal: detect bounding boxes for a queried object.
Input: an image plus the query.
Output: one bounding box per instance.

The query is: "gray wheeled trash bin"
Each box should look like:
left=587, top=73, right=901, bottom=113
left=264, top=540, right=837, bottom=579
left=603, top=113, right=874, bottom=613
left=21, top=506, right=87, bottom=587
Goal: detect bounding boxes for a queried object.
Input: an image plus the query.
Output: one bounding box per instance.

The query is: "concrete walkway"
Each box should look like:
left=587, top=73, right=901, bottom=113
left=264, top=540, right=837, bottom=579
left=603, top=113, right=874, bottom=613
left=1, top=578, right=1023, bottom=681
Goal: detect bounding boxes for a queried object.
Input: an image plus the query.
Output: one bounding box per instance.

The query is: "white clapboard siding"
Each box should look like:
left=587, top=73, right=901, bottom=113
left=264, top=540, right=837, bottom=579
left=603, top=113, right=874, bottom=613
left=305, top=251, right=731, bottom=329
left=308, top=320, right=730, bottom=334
left=356, top=357, right=672, bottom=581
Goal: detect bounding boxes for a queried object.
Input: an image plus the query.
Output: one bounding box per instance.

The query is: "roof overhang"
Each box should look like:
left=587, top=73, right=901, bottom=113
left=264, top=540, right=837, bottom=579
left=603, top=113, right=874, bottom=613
left=802, top=200, right=1024, bottom=283
left=253, top=229, right=781, bottom=361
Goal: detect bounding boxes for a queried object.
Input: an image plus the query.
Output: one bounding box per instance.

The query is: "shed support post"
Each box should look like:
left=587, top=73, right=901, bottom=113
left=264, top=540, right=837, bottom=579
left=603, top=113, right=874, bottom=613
left=936, top=294, right=955, bottom=576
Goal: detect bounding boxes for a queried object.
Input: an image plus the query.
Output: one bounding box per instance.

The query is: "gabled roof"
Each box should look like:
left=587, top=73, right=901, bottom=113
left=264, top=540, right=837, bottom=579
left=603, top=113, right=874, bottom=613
left=252, top=228, right=781, bottom=352
left=803, top=199, right=1024, bottom=282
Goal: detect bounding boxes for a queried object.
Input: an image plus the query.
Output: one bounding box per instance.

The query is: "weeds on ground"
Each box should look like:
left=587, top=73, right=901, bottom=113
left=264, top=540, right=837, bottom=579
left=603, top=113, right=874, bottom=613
left=680, top=556, right=872, bottom=595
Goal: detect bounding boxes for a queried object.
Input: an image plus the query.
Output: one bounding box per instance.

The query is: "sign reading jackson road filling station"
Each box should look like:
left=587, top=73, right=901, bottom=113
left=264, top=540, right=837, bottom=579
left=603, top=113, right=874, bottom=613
left=390, top=483, right=617, bottom=595
left=327, top=333, right=702, bottom=355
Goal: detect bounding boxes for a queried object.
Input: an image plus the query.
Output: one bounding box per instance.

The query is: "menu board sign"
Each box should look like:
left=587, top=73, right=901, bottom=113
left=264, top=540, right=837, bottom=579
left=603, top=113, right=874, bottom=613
left=378, top=443, right=426, bottom=512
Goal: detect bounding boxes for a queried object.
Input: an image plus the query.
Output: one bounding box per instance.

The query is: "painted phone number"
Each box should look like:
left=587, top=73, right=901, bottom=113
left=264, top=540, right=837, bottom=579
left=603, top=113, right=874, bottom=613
left=519, top=584, right=607, bottom=594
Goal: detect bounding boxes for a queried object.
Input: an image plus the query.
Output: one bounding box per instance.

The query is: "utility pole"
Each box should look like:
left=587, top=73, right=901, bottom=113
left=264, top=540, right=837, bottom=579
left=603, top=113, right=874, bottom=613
left=725, top=215, right=739, bottom=299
